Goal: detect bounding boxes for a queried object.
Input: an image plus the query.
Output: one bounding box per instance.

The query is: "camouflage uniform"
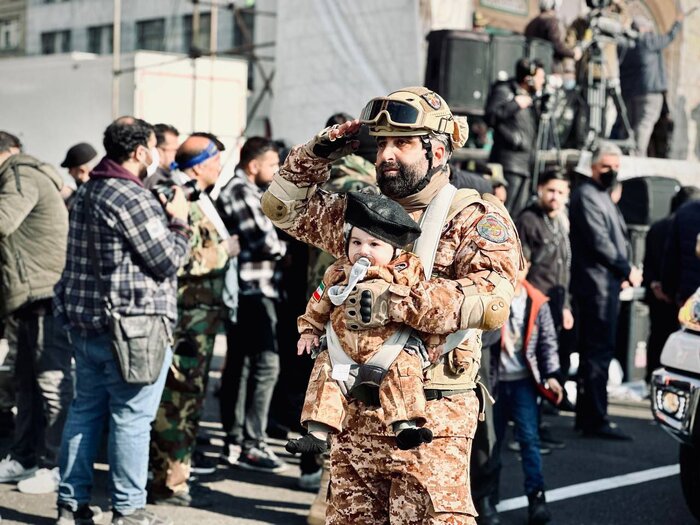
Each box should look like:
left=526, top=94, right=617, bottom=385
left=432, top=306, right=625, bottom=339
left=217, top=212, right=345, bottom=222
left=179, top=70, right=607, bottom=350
left=306, top=154, right=377, bottom=298
left=262, top=132, right=522, bottom=523
left=300, top=253, right=457, bottom=432
left=150, top=201, right=228, bottom=498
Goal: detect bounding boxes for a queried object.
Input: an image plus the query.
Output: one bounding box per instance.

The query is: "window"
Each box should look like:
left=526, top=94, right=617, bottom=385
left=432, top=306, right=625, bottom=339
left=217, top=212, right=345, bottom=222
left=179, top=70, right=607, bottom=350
left=183, top=12, right=211, bottom=52
left=136, top=18, right=165, bottom=51
left=41, top=30, right=71, bottom=54
left=87, top=24, right=113, bottom=54
left=0, top=18, right=20, bottom=51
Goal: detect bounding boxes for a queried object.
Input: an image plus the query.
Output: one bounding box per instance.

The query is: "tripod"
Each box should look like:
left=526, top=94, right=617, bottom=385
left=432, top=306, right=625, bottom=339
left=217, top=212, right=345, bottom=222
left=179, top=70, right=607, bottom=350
left=581, top=36, right=636, bottom=151
left=531, top=98, right=562, bottom=194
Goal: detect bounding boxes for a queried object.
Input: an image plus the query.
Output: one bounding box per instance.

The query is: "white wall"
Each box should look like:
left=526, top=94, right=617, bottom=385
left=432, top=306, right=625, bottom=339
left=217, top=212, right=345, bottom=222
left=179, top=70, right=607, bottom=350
left=0, top=52, right=247, bottom=175
left=270, top=0, right=423, bottom=145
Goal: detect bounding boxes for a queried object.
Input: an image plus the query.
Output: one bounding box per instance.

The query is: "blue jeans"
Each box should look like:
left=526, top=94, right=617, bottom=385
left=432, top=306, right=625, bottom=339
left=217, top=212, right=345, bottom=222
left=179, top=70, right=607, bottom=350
left=493, top=378, right=544, bottom=496
left=57, top=330, right=171, bottom=513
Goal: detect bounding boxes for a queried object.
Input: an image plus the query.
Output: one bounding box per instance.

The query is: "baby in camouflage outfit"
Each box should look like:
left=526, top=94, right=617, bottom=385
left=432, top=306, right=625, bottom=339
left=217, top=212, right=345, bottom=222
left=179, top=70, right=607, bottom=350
left=286, top=191, right=448, bottom=454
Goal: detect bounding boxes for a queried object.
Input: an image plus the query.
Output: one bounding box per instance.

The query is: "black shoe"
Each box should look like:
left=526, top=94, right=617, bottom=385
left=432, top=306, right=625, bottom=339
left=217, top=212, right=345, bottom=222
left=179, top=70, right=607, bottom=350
left=581, top=423, right=633, bottom=441
left=191, top=450, right=218, bottom=475
left=56, top=504, right=98, bottom=525
left=474, top=496, right=501, bottom=525
left=539, top=425, right=566, bottom=450
left=396, top=428, right=433, bottom=450
left=112, top=508, right=173, bottom=525
left=527, top=490, right=551, bottom=525
left=285, top=434, right=328, bottom=455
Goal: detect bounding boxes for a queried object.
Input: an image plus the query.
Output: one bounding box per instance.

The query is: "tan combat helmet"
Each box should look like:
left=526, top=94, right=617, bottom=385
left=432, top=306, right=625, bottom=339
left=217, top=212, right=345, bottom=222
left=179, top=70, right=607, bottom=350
left=359, top=86, right=468, bottom=151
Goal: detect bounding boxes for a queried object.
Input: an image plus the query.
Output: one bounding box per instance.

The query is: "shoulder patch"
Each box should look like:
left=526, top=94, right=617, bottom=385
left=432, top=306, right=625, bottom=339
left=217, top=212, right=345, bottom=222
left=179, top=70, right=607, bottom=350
left=476, top=214, right=508, bottom=243
left=145, top=217, right=167, bottom=241
left=312, top=282, right=326, bottom=302
left=421, top=91, right=442, bottom=110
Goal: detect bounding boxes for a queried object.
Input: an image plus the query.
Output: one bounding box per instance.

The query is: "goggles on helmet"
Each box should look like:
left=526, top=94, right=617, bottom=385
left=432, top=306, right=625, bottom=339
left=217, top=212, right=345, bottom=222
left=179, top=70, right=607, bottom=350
left=359, top=99, right=425, bottom=129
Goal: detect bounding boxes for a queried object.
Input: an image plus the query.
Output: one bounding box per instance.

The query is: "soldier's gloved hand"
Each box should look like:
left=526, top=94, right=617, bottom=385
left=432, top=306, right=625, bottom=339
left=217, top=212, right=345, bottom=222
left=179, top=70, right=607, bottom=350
left=310, top=121, right=361, bottom=161
left=345, top=280, right=410, bottom=330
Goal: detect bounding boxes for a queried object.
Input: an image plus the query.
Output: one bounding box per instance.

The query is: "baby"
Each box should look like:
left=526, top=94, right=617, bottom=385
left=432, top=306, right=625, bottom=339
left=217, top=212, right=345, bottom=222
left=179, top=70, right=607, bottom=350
left=286, top=191, right=445, bottom=454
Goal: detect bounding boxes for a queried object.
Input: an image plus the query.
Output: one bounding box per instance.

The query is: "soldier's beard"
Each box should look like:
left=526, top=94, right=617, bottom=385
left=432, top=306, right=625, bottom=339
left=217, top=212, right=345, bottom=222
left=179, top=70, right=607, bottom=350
left=376, top=160, right=426, bottom=199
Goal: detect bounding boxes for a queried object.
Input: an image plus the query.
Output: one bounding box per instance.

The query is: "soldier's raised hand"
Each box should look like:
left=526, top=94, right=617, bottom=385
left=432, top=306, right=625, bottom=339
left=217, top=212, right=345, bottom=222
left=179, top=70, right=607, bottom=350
left=310, top=120, right=361, bottom=160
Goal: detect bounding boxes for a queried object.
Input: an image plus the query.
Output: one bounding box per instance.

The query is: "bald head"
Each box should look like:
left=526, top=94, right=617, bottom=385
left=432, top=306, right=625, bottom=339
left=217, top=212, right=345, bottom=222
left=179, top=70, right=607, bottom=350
left=174, top=134, right=222, bottom=190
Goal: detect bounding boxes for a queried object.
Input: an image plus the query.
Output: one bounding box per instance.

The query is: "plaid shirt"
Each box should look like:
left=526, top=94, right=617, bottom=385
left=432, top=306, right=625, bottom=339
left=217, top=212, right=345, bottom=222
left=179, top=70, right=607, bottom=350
left=216, top=169, right=286, bottom=298
left=53, top=158, right=191, bottom=333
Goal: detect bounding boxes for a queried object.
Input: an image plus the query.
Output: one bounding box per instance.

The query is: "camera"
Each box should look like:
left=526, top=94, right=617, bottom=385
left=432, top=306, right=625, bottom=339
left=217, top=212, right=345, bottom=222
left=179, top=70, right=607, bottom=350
left=152, top=178, right=201, bottom=203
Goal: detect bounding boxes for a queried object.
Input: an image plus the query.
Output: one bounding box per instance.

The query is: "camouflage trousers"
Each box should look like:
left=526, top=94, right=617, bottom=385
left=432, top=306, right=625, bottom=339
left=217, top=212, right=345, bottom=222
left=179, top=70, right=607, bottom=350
left=327, top=393, right=479, bottom=524
left=150, top=310, right=218, bottom=497
left=301, top=350, right=426, bottom=432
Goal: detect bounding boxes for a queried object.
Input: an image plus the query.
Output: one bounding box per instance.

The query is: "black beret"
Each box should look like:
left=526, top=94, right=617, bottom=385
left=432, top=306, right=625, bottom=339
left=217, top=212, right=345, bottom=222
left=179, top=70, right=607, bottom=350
left=61, top=143, right=97, bottom=168
left=345, top=191, right=422, bottom=248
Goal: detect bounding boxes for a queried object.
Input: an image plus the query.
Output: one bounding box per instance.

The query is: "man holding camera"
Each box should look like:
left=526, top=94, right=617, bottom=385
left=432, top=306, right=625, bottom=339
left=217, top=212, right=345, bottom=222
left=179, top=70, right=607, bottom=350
left=54, top=117, right=191, bottom=525
left=149, top=135, right=240, bottom=507
left=486, top=58, right=546, bottom=217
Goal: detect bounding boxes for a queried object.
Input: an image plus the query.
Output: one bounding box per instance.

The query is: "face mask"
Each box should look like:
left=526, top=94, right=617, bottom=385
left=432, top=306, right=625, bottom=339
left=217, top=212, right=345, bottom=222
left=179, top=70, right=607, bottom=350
left=146, top=147, right=160, bottom=177
left=563, top=78, right=576, bottom=90
left=599, top=168, right=618, bottom=189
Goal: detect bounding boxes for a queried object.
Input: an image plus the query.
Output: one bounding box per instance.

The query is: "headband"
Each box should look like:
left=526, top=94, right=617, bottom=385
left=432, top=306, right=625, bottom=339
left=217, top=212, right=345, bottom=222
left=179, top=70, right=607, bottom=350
left=170, top=140, right=218, bottom=171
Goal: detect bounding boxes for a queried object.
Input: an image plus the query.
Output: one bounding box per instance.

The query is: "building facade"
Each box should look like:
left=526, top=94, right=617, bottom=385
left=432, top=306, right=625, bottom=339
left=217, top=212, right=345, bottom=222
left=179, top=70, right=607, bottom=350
left=0, top=0, right=27, bottom=57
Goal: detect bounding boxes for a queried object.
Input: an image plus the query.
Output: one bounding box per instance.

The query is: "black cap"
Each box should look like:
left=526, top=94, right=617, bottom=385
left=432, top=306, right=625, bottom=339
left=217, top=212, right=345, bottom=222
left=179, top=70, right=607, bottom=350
left=345, top=191, right=422, bottom=248
left=61, top=143, right=97, bottom=168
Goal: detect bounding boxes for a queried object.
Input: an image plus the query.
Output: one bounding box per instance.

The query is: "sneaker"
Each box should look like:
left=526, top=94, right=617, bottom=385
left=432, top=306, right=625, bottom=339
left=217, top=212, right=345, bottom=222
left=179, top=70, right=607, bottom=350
left=220, top=442, right=242, bottom=466
left=238, top=445, right=288, bottom=473
left=298, top=468, right=323, bottom=492
left=150, top=484, right=213, bottom=508
left=507, top=441, right=551, bottom=455
left=539, top=426, right=566, bottom=450
left=527, top=490, right=551, bottom=524
left=0, top=455, right=37, bottom=483
left=112, top=508, right=173, bottom=525
left=190, top=451, right=217, bottom=476
left=55, top=504, right=102, bottom=525
left=18, top=466, right=59, bottom=494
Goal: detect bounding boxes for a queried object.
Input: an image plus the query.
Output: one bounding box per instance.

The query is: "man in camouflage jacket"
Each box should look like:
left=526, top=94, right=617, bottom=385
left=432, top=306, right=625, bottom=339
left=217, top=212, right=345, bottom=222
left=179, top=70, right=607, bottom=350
left=149, top=136, right=240, bottom=505
left=262, top=87, right=523, bottom=524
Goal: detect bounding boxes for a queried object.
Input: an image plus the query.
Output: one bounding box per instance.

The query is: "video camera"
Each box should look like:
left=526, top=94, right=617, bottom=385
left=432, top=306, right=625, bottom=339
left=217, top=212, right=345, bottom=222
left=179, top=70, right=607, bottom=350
left=152, top=178, right=201, bottom=203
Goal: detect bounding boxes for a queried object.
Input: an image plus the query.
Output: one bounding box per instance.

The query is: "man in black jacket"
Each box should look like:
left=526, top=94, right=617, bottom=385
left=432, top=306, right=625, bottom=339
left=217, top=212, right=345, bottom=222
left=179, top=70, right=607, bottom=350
left=486, top=58, right=545, bottom=217
left=517, top=168, right=573, bottom=373
left=570, top=141, right=641, bottom=441
left=644, top=186, right=700, bottom=382
left=662, top=197, right=700, bottom=307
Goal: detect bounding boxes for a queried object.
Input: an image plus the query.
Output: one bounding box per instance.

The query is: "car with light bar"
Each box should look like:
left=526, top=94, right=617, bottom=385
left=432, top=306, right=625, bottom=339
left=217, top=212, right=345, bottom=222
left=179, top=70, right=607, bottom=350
left=651, top=287, right=700, bottom=520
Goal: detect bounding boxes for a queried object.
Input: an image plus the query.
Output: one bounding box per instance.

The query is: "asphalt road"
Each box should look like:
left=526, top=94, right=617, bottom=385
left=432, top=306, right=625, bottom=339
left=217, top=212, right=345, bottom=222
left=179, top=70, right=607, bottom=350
left=0, top=338, right=696, bottom=524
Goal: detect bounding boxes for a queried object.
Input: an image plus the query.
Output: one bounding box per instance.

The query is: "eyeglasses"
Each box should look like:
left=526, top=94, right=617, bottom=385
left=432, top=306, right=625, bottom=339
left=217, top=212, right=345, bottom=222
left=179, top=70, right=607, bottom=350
left=359, top=98, right=423, bottom=128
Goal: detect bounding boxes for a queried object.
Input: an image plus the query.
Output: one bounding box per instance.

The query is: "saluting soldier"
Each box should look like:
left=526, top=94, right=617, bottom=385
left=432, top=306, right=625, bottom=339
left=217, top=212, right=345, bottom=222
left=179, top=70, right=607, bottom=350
left=262, top=87, right=524, bottom=524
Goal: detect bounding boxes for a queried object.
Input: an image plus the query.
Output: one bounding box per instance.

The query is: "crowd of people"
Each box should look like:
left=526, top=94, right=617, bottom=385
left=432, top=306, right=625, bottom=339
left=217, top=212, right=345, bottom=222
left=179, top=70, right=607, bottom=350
left=0, top=3, right=699, bottom=525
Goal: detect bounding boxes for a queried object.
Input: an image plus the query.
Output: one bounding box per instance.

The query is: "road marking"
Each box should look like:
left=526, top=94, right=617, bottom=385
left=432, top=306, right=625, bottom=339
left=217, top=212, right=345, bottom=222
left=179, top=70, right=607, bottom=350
left=496, top=464, right=680, bottom=512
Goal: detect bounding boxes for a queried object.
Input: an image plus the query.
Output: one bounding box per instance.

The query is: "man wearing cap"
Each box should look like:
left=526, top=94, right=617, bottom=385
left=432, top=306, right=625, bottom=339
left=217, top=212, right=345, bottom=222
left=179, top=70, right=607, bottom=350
left=61, top=142, right=98, bottom=209
left=149, top=135, right=240, bottom=506
left=262, top=87, right=523, bottom=523
left=0, top=131, right=73, bottom=495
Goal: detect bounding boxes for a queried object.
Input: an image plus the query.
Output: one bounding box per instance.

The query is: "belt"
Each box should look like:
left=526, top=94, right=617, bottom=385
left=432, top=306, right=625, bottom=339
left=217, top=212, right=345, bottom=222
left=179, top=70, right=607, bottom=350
left=424, top=388, right=472, bottom=401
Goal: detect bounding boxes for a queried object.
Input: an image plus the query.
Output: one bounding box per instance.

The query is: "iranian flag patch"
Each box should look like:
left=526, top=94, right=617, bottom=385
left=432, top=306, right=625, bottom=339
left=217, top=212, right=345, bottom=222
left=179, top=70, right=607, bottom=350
left=312, top=282, right=326, bottom=302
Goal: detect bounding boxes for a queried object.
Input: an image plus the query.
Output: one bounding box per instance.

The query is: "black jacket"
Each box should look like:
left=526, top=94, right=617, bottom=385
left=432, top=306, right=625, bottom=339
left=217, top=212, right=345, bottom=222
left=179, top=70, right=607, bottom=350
left=662, top=201, right=700, bottom=304
left=570, top=179, right=631, bottom=298
left=485, top=79, right=539, bottom=177
left=516, top=204, right=571, bottom=314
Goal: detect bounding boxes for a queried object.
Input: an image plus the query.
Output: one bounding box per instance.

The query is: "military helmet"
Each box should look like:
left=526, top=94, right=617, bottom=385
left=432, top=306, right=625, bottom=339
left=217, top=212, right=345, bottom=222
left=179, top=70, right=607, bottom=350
left=359, top=86, right=468, bottom=150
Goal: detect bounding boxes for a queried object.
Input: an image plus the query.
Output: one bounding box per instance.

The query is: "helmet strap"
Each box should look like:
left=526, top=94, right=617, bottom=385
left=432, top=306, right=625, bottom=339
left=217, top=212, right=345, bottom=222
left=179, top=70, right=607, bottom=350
left=410, top=135, right=444, bottom=193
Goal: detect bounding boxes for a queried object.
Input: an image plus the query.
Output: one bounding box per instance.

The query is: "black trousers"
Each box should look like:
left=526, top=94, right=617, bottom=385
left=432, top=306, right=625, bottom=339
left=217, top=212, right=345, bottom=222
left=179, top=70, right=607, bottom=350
left=645, top=298, right=679, bottom=383
left=218, top=295, right=280, bottom=449
left=574, top=288, right=621, bottom=432
left=504, top=172, right=532, bottom=219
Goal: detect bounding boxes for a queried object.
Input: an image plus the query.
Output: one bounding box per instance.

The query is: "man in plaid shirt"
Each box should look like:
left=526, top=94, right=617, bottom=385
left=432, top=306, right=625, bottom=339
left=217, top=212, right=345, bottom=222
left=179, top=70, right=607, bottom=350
left=216, top=137, right=288, bottom=473
left=53, top=117, right=191, bottom=525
